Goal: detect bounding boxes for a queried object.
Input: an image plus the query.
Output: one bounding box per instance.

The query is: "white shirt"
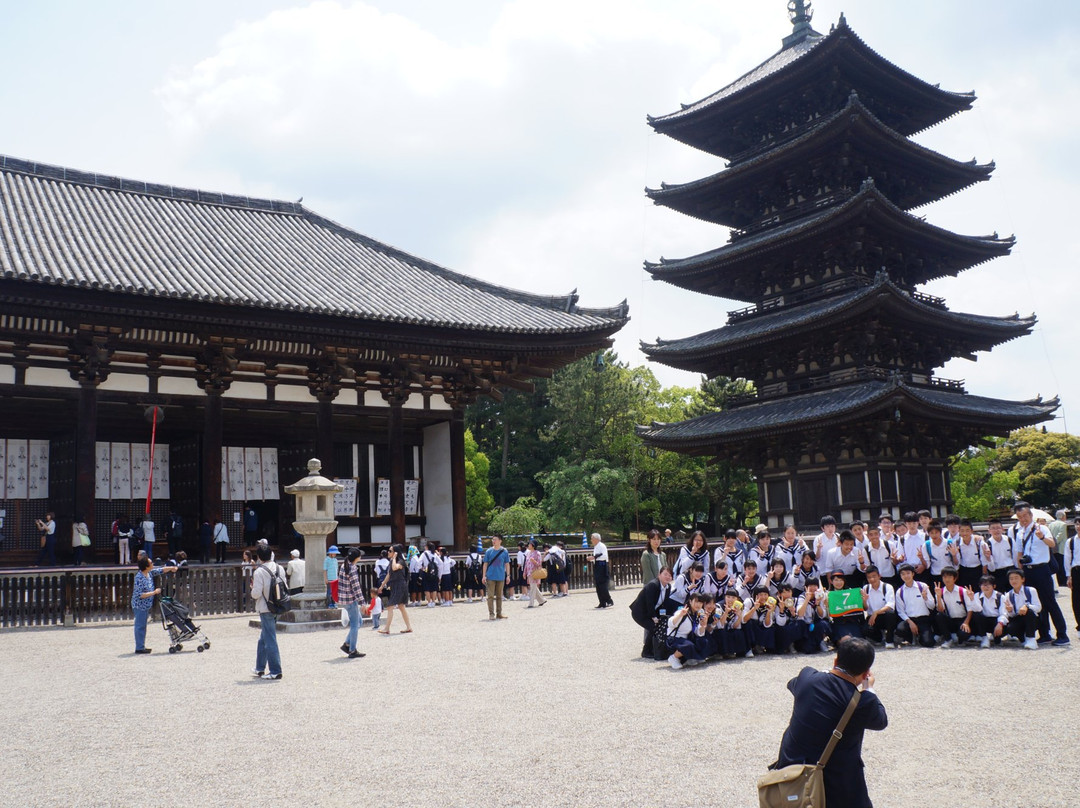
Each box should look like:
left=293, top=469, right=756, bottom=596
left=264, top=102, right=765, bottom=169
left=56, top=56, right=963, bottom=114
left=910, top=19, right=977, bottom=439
left=824, top=546, right=860, bottom=576
left=374, top=558, right=390, bottom=580
left=862, top=582, right=895, bottom=615
left=666, top=608, right=701, bottom=640
left=898, top=531, right=926, bottom=568
left=742, top=600, right=773, bottom=626
left=985, top=535, right=1015, bottom=571
left=674, top=546, right=709, bottom=577
left=437, top=556, right=456, bottom=576
left=1010, top=521, right=1054, bottom=565
left=774, top=540, right=805, bottom=571
left=895, top=581, right=934, bottom=621
left=717, top=548, right=744, bottom=578
left=286, top=558, right=306, bottom=589
left=212, top=523, right=229, bottom=543
left=936, top=585, right=969, bottom=619
left=795, top=591, right=828, bottom=624
left=1065, top=536, right=1080, bottom=572
left=955, top=536, right=984, bottom=568
left=370, top=595, right=383, bottom=615
left=747, top=545, right=773, bottom=571
left=814, top=531, right=839, bottom=558
left=408, top=555, right=422, bottom=574
left=773, top=596, right=799, bottom=626
left=592, top=541, right=609, bottom=563
left=863, top=539, right=897, bottom=578
left=141, top=520, right=155, bottom=542
left=1005, top=585, right=1041, bottom=617
left=923, top=539, right=956, bottom=575
left=701, top=573, right=736, bottom=600
left=670, top=573, right=706, bottom=605
left=974, top=590, right=1006, bottom=621
left=736, top=574, right=768, bottom=603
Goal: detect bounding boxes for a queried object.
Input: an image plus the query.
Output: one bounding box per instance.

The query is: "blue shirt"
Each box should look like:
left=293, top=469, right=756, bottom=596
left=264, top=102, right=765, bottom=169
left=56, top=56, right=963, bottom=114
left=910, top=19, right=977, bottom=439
left=131, top=568, right=162, bottom=612
left=484, top=547, right=510, bottom=581
left=324, top=556, right=339, bottom=582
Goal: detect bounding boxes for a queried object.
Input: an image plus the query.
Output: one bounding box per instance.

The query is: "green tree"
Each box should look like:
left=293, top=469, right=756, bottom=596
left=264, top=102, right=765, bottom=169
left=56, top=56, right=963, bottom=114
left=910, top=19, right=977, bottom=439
left=993, top=428, right=1080, bottom=509
left=949, top=444, right=1019, bottom=520
left=537, top=458, right=635, bottom=533
left=464, top=429, right=495, bottom=532
left=486, top=496, right=544, bottom=536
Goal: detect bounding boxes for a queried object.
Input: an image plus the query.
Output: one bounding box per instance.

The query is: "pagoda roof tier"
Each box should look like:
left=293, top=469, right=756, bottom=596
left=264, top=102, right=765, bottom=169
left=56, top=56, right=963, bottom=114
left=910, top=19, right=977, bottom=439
left=645, top=180, right=1014, bottom=302
left=647, top=14, right=975, bottom=161
left=642, top=272, right=1033, bottom=376
left=0, top=155, right=628, bottom=344
left=646, top=93, right=993, bottom=230
left=636, top=376, right=1057, bottom=454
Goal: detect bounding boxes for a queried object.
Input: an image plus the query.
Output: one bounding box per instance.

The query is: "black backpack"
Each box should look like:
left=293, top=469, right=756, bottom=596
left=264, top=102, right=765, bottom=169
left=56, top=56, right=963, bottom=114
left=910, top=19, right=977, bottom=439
left=132, top=525, right=145, bottom=541
left=171, top=515, right=183, bottom=538
left=426, top=552, right=440, bottom=578
left=550, top=552, right=566, bottom=573
left=264, top=564, right=292, bottom=614
left=468, top=553, right=483, bottom=574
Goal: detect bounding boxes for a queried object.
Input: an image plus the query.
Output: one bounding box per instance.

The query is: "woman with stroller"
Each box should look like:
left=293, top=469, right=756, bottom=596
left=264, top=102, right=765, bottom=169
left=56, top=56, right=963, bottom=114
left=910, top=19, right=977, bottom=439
left=131, top=556, right=177, bottom=654
left=376, top=544, right=413, bottom=635
left=338, top=548, right=367, bottom=659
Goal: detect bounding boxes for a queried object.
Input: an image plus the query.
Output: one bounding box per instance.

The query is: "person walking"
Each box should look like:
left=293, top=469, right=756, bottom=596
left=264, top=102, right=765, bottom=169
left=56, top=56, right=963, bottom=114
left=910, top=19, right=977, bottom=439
left=591, top=533, right=614, bottom=609
left=523, top=538, right=547, bottom=608
left=286, top=549, right=305, bottom=595
left=71, top=515, right=90, bottom=566
left=131, top=556, right=178, bottom=654
left=482, top=534, right=510, bottom=620
left=338, top=548, right=367, bottom=658
left=376, top=544, right=413, bottom=635
left=212, top=517, right=229, bottom=563
left=250, top=544, right=283, bottom=680
left=773, top=637, right=887, bottom=808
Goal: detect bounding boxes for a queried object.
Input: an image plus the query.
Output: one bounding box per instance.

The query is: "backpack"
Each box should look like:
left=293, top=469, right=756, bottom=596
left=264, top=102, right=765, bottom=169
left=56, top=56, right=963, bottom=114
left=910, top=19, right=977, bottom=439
left=171, top=515, right=183, bottom=538
left=426, top=552, right=440, bottom=578
left=468, top=553, right=483, bottom=574
left=264, top=564, right=292, bottom=614
left=133, top=525, right=145, bottom=541
left=550, top=552, right=566, bottom=573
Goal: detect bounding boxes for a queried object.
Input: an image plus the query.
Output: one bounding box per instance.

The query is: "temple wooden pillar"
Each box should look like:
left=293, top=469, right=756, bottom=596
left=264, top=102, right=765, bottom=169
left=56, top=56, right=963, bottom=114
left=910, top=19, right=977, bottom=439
left=316, top=399, right=334, bottom=478
left=196, top=345, right=234, bottom=523
left=387, top=398, right=405, bottom=544
left=68, top=332, right=111, bottom=553
left=449, top=407, right=468, bottom=551
left=309, top=353, right=344, bottom=479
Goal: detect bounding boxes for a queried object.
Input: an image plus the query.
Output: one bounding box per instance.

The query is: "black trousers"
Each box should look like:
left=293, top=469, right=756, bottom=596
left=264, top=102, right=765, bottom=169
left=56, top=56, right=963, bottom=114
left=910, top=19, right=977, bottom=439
left=594, top=561, right=612, bottom=606
left=1025, top=563, right=1067, bottom=640
left=993, top=569, right=1011, bottom=593
left=971, top=613, right=1002, bottom=638
left=215, top=542, right=228, bottom=563
left=895, top=614, right=936, bottom=647
left=957, top=566, right=983, bottom=589
left=1055, top=553, right=1067, bottom=586
left=865, top=611, right=899, bottom=643
left=1005, top=611, right=1038, bottom=639
left=933, top=613, right=972, bottom=642
left=1072, top=567, right=1080, bottom=630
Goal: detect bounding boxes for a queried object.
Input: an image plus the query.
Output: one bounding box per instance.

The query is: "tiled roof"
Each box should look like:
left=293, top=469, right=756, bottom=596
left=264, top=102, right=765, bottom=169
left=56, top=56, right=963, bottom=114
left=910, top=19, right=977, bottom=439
left=643, top=273, right=1033, bottom=366
left=637, top=378, right=1058, bottom=449
left=647, top=93, right=993, bottom=227
left=645, top=181, right=1014, bottom=300
left=648, top=15, right=974, bottom=157
left=0, top=155, right=628, bottom=336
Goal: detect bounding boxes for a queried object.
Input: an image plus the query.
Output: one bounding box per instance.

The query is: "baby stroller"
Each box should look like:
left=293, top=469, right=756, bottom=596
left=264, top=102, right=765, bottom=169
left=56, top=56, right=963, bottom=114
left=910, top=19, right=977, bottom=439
left=159, top=595, right=210, bottom=653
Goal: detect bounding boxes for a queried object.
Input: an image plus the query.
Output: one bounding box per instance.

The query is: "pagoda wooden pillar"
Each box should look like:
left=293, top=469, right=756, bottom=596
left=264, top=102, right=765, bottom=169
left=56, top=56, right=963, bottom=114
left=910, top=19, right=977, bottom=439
left=316, top=399, right=334, bottom=479
left=449, top=407, right=468, bottom=551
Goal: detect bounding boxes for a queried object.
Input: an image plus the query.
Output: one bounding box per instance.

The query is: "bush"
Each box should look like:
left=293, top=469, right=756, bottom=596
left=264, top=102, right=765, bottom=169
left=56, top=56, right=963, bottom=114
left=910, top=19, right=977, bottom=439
left=486, top=497, right=544, bottom=536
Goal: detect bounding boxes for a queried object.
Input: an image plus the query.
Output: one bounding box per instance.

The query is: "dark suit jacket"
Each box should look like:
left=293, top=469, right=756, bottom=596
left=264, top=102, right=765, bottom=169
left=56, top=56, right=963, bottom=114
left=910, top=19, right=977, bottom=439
left=629, top=579, right=673, bottom=629
left=777, top=667, right=888, bottom=808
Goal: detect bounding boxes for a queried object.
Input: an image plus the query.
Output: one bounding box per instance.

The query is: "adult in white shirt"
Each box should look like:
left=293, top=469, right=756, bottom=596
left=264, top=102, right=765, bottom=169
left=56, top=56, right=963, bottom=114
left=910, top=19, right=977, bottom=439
left=862, top=566, right=897, bottom=647
left=1009, top=501, right=1069, bottom=645
left=591, top=533, right=613, bottom=609
left=1002, top=567, right=1041, bottom=649
left=894, top=564, right=935, bottom=647
left=285, top=549, right=306, bottom=595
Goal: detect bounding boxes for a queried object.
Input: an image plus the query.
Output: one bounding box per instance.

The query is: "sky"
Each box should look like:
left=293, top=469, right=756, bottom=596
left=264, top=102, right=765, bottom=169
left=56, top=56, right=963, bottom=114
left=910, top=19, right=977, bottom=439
left=1, top=0, right=1076, bottom=432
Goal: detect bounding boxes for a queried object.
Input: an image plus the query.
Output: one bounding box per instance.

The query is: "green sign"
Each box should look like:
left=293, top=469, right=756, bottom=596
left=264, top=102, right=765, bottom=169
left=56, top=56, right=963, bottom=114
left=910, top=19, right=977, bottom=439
left=827, top=588, right=863, bottom=617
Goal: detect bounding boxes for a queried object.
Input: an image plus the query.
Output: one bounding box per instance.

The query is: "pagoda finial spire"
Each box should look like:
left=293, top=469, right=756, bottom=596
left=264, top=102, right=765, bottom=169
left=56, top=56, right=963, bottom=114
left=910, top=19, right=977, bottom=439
left=783, top=0, right=815, bottom=47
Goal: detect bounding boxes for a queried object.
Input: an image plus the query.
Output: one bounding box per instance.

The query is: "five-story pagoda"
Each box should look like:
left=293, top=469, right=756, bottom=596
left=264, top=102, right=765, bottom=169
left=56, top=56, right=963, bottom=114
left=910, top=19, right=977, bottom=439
left=637, top=2, right=1057, bottom=528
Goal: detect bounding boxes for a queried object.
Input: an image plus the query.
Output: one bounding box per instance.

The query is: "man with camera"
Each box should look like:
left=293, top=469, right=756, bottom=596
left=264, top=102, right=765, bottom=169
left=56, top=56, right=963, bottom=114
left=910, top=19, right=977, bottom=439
left=1010, top=502, right=1069, bottom=646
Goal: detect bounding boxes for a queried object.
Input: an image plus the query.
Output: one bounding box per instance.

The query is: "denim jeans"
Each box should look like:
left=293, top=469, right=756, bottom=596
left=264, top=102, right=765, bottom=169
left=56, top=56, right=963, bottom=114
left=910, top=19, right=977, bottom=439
left=134, top=608, right=150, bottom=651
left=256, top=613, right=281, bottom=676
left=344, top=602, right=360, bottom=651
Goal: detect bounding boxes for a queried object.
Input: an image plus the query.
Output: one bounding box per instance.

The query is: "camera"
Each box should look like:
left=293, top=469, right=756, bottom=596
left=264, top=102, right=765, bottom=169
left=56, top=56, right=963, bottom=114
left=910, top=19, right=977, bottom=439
left=1019, top=555, right=1032, bottom=565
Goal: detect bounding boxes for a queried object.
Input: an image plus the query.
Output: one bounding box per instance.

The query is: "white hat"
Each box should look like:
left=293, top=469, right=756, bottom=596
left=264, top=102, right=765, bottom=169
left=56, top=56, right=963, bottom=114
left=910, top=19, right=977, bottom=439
left=290, top=549, right=300, bottom=558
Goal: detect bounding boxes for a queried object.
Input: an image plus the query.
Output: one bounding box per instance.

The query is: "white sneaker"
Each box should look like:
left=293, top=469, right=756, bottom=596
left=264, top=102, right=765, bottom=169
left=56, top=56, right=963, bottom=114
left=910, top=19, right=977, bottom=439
left=933, top=634, right=943, bottom=644
left=512, top=594, right=522, bottom=600
left=466, top=597, right=473, bottom=603
left=1023, top=637, right=1038, bottom=650
left=685, top=658, right=702, bottom=667
left=251, top=667, right=264, bottom=677
left=819, top=641, right=830, bottom=653
left=884, top=642, right=895, bottom=649
left=951, top=633, right=960, bottom=643
left=426, top=602, right=436, bottom=608
left=746, top=650, right=755, bottom=658
left=668, top=654, right=683, bottom=670
left=940, top=639, right=954, bottom=649
left=980, top=635, right=991, bottom=649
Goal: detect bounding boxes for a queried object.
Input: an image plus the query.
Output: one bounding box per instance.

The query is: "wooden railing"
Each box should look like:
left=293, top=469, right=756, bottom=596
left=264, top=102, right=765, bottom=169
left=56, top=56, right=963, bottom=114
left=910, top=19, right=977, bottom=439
left=0, top=544, right=697, bottom=628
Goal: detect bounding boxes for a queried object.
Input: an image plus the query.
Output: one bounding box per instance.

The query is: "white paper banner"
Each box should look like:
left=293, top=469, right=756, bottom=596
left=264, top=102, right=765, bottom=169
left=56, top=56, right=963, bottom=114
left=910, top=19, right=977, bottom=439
left=95, top=442, right=111, bottom=498
left=152, top=445, right=170, bottom=499
left=334, top=478, right=358, bottom=517
left=27, top=440, right=49, bottom=499
left=221, top=453, right=229, bottom=501
left=404, top=479, right=420, bottom=516
left=227, top=446, right=246, bottom=501
left=244, top=448, right=263, bottom=500
left=130, top=443, right=151, bottom=502
left=110, top=442, right=131, bottom=500
left=0, top=440, right=8, bottom=498
left=261, top=448, right=279, bottom=500
left=6, top=440, right=28, bottom=499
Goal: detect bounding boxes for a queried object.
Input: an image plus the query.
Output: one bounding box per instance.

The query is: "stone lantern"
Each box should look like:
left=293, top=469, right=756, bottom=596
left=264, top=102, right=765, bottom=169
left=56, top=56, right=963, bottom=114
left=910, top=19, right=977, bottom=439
left=285, top=458, right=343, bottom=610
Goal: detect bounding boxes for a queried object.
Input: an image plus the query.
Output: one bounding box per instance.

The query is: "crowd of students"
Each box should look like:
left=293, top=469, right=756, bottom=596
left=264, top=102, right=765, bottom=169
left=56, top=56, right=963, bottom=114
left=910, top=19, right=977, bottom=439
left=631, top=503, right=1077, bottom=669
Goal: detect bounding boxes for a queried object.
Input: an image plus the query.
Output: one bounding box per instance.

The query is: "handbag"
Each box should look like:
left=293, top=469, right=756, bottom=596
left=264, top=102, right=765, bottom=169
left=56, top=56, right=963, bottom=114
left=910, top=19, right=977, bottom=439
left=530, top=567, right=548, bottom=580
left=757, top=688, right=861, bottom=808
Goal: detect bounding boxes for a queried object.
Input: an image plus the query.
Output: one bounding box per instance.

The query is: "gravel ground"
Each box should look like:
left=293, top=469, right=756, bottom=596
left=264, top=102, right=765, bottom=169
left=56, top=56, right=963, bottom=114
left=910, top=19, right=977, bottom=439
left=5, top=586, right=1079, bottom=808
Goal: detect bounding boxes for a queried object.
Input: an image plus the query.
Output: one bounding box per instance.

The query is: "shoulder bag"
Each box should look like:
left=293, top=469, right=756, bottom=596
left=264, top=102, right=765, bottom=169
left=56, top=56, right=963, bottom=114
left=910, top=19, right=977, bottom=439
left=757, top=688, right=861, bottom=808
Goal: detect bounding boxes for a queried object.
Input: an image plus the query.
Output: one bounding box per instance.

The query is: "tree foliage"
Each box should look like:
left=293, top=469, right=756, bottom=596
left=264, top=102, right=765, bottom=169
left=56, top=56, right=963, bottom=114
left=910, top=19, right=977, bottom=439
left=486, top=496, right=545, bottom=536
left=463, top=429, right=494, bottom=532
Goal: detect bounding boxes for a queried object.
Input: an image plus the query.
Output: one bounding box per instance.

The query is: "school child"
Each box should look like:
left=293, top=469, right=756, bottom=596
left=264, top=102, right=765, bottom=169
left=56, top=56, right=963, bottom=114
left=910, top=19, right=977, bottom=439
left=897, top=511, right=927, bottom=577
left=717, top=532, right=745, bottom=579
left=741, top=586, right=776, bottom=656
left=894, top=563, right=936, bottom=647
left=670, top=562, right=707, bottom=606
left=772, top=583, right=800, bottom=653
left=1002, top=568, right=1041, bottom=650
left=790, top=551, right=820, bottom=597
left=968, top=574, right=1006, bottom=648
left=983, top=518, right=1015, bottom=592
left=773, top=524, right=805, bottom=572
left=862, top=525, right=899, bottom=588
left=942, top=514, right=963, bottom=546
left=420, top=542, right=440, bottom=607
left=826, top=570, right=865, bottom=641
left=824, top=530, right=864, bottom=588
left=766, top=558, right=792, bottom=598
left=920, top=521, right=958, bottom=587
left=716, top=590, right=748, bottom=659
left=736, top=559, right=768, bottom=603
left=666, top=592, right=707, bottom=669
left=954, top=519, right=985, bottom=588
left=463, top=545, right=485, bottom=603
left=698, top=594, right=723, bottom=658
left=369, top=592, right=383, bottom=631
left=437, top=546, right=456, bottom=606
left=747, top=530, right=774, bottom=571
left=813, top=515, right=839, bottom=559
left=408, top=548, right=424, bottom=606
left=702, top=559, right=736, bottom=601
left=933, top=566, right=972, bottom=647
left=862, top=565, right=898, bottom=647
left=794, top=577, right=830, bottom=653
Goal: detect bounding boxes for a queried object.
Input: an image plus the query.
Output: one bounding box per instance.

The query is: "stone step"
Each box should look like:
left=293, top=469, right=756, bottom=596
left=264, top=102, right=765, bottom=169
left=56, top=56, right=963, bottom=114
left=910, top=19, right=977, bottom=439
left=277, top=608, right=341, bottom=623
left=248, top=617, right=342, bottom=633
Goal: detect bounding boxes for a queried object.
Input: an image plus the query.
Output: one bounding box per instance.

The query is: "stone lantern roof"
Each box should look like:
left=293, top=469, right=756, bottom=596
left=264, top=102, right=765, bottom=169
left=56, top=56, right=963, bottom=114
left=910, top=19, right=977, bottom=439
left=284, top=459, right=344, bottom=494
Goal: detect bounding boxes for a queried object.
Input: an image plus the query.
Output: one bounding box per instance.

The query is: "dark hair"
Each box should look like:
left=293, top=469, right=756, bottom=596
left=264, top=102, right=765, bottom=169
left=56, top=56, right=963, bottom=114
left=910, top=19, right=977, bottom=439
left=820, top=515, right=836, bottom=527
left=835, top=636, right=875, bottom=676
left=849, top=520, right=865, bottom=529
left=902, top=511, right=918, bottom=523
left=805, top=577, right=822, bottom=588
left=657, top=566, right=673, bottom=578
left=688, top=562, right=705, bottom=575
left=864, top=565, right=880, bottom=576
left=802, top=550, right=817, bottom=562
left=379, top=549, right=388, bottom=559
left=647, top=528, right=660, bottom=540
left=346, top=548, right=362, bottom=564
left=778, top=583, right=793, bottom=593
left=959, top=518, right=973, bottom=528
left=724, top=529, right=737, bottom=540
left=752, top=586, right=770, bottom=597
left=686, top=530, right=707, bottom=551
left=771, top=558, right=787, bottom=573
left=697, top=593, right=715, bottom=606
left=941, top=565, right=958, bottom=578
left=714, top=558, right=727, bottom=569
left=839, top=529, right=856, bottom=545
left=1007, top=567, right=1025, bottom=580
left=743, top=559, right=758, bottom=569
left=137, top=556, right=153, bottom=571
left=927, top=520, right=943, bottom=533
left=878, top=513, right=894, bottom=523
left=866, top=524, right=880, bottom=533
left=917, top=509, right=932, bottom=518
left=979, top=574, right=996, bottom=587
left=988, top=517, right=1002, bottom=527
left=391, top=543, right=406, bottom=558
left=256, top=545, right=272, bottom=562
left=898, top=563, right=915, bottom=574
left=944, top=514, right=961, bottom=526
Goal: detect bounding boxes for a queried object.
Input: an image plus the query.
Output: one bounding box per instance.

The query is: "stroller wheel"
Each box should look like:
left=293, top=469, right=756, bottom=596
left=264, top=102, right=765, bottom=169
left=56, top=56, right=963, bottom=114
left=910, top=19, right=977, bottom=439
left=204, top=642, right=210, bottom=649
left=197, top=645, right=204, bottom=652
left=168, top=646, right=177, bottom=654
left=176, top=644, right=183, bottom=652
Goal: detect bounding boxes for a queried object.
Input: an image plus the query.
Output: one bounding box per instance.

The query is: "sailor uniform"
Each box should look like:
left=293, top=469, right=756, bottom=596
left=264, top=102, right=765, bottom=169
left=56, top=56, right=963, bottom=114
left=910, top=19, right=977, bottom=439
left=717, top=548, right=745, bottom=579
left=793, top=591, right=830, bottom=653
left=895, top=581, right=936, bottom=647
left=774, top=540, right=805, bottom=571
left=741, top=600, right=776, bottom=652
left=715, top=603, right=748, bottom=657
left=736, top=573, right=769, bottom=603
left=862, top=582, right=898, bottom=644
left=790, top=563, right=821, bottom=596
left=673, top=546, right=711, bottom=578
left=701, top=572, right=737, bottom=601
left=666, top=608, right=707, bottom=662
left=747, top=544, right=774, bottom=572
left=1065, top=535, right=1080, bottom=631
left=670, top=572, right=707, bottom=606
left=772, top=596, right=802, bottom=652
